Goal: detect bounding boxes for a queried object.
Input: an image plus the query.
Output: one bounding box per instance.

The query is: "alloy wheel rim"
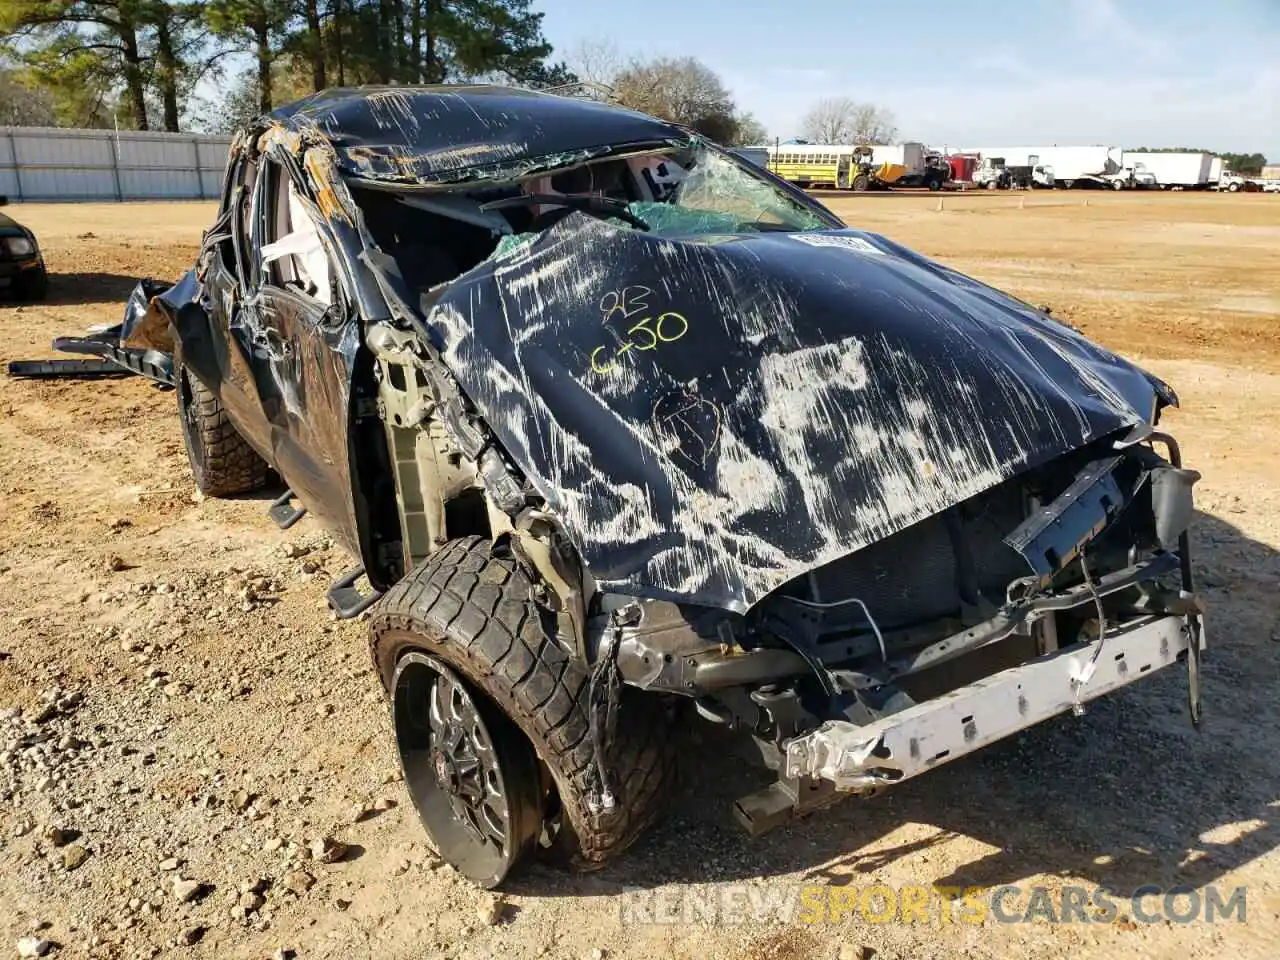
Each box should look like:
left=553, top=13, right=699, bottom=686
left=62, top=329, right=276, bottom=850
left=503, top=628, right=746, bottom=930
left=392, top=650, right=541, bottom=887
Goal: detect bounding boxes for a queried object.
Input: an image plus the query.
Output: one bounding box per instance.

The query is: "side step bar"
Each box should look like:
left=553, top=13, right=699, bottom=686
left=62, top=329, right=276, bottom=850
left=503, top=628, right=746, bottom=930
left=327, top=566, right=383, bottom=620
left=7, top=358, right=131, bottom=379
left=268, top=490, right=307, bottom=529
left=51, top=335, right=175, bottom=387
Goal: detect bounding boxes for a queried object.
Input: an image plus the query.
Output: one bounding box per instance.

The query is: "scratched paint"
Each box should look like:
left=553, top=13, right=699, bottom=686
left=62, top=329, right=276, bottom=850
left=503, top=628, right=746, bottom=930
left=269, top=86, right=691, bottom=187
left=427, top=215, right=1171, bottom=613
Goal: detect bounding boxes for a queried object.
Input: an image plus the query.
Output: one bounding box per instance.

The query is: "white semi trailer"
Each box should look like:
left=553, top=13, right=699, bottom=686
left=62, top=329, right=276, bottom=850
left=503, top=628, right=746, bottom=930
left=1121, top=152, right=1220, bottom=190
left=960, top=146, right=1123, bottom=187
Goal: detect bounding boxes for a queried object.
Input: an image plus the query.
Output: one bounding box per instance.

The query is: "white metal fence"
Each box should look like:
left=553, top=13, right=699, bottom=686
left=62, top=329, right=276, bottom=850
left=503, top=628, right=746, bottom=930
left=0, top=126, right=232, bottom=202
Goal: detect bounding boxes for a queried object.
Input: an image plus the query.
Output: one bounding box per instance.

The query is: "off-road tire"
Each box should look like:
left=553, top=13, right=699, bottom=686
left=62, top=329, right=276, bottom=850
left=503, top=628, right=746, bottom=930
left=370, top=536, right=678, bottom=873
left=175, top=357, right=269, bottom=497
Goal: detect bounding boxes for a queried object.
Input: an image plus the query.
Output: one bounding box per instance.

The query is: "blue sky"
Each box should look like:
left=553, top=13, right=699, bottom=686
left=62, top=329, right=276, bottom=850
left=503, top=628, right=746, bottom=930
left=536, top=0, right=1279, bottom=159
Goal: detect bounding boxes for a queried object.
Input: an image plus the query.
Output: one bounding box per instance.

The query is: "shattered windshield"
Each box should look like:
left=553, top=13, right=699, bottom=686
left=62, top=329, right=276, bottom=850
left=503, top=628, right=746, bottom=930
left=628, top=143, right=832, bottom=235
left=349, top=139, right=839, bottom=292
left=467, top=140, right=834, bottom=245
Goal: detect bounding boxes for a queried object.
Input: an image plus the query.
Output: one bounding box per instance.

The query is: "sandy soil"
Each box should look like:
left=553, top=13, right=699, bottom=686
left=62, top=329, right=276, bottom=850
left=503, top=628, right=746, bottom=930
left=1, top=193, right=1278, bottom=960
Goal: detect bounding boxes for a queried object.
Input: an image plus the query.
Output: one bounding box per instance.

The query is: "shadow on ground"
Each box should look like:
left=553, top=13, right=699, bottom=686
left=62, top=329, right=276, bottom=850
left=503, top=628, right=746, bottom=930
left=40, top=272, right=144, bottom=307
left=512, top=509, right=1280, bottom=899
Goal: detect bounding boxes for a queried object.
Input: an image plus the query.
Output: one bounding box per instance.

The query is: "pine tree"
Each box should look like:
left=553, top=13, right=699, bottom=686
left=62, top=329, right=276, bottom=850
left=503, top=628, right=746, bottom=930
left=0, top=1, right=152, bottom=128
left=206, top=0, right=294, bottom=113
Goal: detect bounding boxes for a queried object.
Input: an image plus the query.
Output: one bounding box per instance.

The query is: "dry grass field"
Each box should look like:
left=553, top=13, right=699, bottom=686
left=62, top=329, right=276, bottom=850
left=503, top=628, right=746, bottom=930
left=0, top=192, right=1278, bottom=960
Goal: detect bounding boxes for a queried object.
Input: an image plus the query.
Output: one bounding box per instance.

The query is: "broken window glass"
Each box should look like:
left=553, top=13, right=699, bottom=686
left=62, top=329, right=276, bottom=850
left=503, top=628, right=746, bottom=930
left=640, top=145, right=829, bottom=235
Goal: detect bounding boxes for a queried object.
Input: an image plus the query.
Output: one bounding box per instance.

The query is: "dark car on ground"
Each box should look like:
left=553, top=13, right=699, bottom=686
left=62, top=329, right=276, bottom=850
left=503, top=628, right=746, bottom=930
left=0, top=197, right=48, bottom=301
left=127, top=85, right=1206, bottom=888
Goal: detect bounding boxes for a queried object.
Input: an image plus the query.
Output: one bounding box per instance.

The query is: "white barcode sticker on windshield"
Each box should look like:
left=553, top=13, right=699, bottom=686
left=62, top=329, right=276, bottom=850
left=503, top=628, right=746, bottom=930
left=792, top=234, right=884, bottom=256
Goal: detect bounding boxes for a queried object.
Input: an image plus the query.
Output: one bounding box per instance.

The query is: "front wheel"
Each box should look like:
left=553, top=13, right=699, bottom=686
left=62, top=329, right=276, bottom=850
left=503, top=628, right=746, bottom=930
left=370, top=537, right=678, bottom=887
left=852, top=174, right=870, bottom=192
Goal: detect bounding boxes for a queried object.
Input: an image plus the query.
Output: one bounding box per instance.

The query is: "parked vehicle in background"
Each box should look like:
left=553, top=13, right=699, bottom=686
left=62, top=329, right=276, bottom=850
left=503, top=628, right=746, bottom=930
left=869, top=142, right=948, bottom=190
left=973, top=156, right=1012, bottom=189
left=766, top=143, right=950, bottom=191
left=730, top=146, right=769, bottom=169
left=767, top=144, right=907, bottom=191
left=961, top=145, right=1123, bottom=189
left=892, top=149, right=950, bottom=190
left=946, top=154, right=977, bottom=185
left=1091, top=164, right=1159, bottom=191
left=1263, top=180, right=1280, bottom=193
left=1005, top=164, right=1056, bottom=189
left=1218, top=170, right=1260, bottom=192
left=0, top=197, right=48, bottom=301
left=1121, top=152, right=1219, bottom=190
left=769, top=144, right=864, bottom=189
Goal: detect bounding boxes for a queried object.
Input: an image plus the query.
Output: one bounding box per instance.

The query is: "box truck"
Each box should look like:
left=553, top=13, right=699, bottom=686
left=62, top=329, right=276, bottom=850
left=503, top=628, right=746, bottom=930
left=1120, top=152, right=1219, bottom=190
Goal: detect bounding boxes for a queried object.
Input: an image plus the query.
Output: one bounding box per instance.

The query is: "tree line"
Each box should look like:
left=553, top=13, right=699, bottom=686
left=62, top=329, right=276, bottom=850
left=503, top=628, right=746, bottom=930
left=4, top=11, right=1264, bottom=166
left=0, top=0, right=573, bottom=131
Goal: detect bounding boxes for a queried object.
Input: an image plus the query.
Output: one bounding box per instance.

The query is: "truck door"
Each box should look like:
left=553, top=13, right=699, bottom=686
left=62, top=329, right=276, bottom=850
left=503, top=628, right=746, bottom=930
left=178, top=152, right=276, bottom=462
left=245, top=155, right=362, bottom=550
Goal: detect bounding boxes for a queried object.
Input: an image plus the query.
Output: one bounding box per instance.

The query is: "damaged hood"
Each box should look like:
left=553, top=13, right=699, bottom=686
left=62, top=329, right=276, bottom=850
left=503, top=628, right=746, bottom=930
left=427, top=218, right=1171, bottom=613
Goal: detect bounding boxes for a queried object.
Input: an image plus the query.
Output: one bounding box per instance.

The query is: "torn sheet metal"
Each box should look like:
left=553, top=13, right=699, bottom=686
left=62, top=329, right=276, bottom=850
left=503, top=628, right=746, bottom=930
left=271, top=86, right=689, bottom=186
left=427, top=216, right=1173, bottom=614
left=119, top=271, right=199, bottom=352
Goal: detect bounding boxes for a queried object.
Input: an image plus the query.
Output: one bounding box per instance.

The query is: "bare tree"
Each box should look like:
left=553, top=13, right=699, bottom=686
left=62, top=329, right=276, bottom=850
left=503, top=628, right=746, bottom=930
left=848, top=101, right=897, bottom=144
left=802, top=96, right=898, bottom=144
left=563, top=36, right=624, bottom=91
left=733, top=112, right=768, bottom=146
left=613, top=55, right=738, bottom=140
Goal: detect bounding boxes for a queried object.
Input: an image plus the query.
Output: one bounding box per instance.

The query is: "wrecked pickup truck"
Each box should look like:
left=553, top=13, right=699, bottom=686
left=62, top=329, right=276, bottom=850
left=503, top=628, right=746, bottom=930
left=133, top=85, right=1205, bottom=888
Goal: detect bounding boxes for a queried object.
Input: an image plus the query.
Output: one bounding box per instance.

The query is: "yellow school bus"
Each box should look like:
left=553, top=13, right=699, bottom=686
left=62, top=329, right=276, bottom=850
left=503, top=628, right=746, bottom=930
left=766, top=144, right=907, bottom=191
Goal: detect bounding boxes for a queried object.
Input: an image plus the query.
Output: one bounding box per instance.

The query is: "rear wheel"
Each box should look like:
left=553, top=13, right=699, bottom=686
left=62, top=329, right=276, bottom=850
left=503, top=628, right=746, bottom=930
left=370, top=537, right=678, bottom=887
left=176, top=355, right=269, bottom=497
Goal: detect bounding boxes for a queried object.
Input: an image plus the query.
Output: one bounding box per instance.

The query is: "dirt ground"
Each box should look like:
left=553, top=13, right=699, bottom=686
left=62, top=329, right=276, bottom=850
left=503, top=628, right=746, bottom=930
left=1, top=193, right=1278, bottom=960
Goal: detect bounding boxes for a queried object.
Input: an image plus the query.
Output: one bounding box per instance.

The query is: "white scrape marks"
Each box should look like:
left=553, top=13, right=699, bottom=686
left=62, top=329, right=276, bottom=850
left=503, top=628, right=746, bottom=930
left=424, top=219, right=1156, bottom=612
